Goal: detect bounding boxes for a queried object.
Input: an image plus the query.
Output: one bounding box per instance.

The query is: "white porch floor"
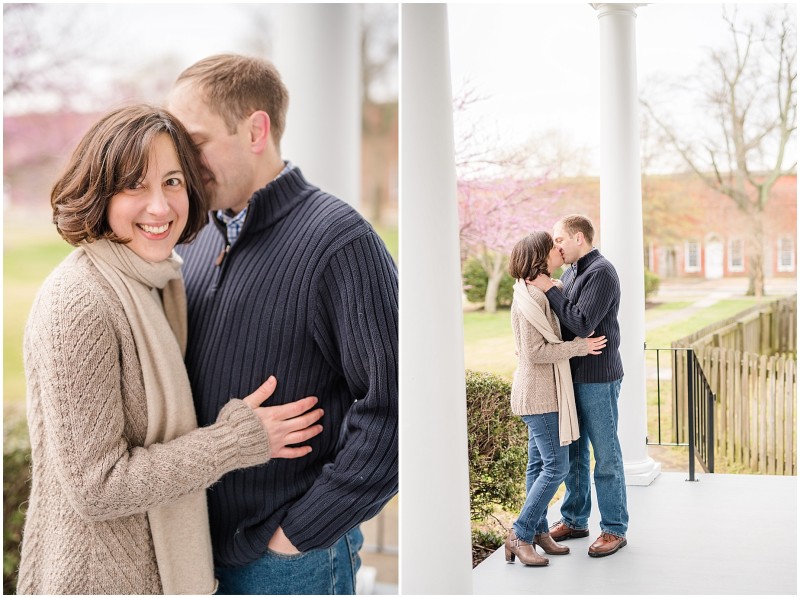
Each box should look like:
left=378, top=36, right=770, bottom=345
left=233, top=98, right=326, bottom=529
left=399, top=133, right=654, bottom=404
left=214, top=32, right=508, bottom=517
left=473, top=472, right=797, bottom=595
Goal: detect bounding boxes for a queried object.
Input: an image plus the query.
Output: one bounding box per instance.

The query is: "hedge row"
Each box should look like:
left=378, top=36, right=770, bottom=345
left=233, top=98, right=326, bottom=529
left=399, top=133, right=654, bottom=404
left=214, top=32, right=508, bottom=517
left=465, top=370, right=527, bottom=521
left=4, top=408, right=30, bottom=595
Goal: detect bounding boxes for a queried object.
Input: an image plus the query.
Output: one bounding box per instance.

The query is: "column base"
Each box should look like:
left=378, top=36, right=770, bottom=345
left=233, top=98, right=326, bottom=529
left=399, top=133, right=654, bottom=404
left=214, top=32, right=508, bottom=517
left=623, top=457, right=661, bottom=486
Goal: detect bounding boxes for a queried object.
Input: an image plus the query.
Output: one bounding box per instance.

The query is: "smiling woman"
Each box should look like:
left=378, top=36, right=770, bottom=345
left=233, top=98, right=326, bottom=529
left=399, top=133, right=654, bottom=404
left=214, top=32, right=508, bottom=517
left=50, top=106, right=208, bottom=251
left=106, top=135, right=191, bottom=263
left=17, top=105, right=325, bottom=595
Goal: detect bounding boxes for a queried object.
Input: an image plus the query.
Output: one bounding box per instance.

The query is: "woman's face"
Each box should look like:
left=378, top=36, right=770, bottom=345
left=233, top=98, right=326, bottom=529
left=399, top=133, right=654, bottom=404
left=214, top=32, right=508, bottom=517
left=546, top=243, right=564, bottom=274
left=107, top=134, right=189, bottom=263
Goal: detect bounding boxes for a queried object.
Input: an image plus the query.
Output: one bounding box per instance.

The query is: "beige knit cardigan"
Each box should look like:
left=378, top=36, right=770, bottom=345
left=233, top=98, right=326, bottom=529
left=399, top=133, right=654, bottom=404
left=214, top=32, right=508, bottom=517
left=510, top=283, right=589, bottom=416
left=17, top=250, right=271, bottom=595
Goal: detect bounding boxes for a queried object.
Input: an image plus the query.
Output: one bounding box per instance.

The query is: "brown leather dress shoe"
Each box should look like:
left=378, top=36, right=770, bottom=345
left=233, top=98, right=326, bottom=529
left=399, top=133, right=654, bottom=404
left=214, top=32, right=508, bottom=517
left=533, top=532, right=570, bottom=555
left=549, top=521, right=590, bottom=542
left=588, top=532, right=627, bottom=557
left=504, top=530, right=549, bottom=566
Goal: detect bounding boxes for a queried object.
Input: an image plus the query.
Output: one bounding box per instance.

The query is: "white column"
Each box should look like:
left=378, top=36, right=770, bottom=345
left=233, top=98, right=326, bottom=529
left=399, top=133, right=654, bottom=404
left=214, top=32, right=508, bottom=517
left=272, top=4, right=361, bottom=209
left=593, top=3, right=661, bottom=486
left=400, top=4, right=473, bottom=594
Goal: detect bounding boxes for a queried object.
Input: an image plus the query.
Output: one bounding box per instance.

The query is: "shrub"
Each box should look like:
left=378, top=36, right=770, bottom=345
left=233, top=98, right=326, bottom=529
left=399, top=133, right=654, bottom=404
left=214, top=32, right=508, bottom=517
left=471, top=528, right=504, bottom=568
left=644, top=268, right=660, bottom=299
left=462, top=259, right=515, bottom=307
left=4, top=407, right=30, bottom=595
left=465, top=370, right=527, bottom=522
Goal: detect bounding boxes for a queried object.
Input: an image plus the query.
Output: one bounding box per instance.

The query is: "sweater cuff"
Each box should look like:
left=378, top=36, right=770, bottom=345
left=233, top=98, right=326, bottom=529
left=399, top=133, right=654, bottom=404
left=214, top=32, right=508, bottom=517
left=574, top=338, right=591, bottom=357
left=213, top=399, right=271, bottom=470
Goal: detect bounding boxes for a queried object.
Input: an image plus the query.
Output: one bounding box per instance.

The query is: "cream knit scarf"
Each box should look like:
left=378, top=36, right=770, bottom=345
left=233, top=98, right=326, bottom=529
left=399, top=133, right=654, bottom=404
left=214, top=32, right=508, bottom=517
left=83, top=239, right=216, bottom=595
left=513, top=280, right=580, bottom=446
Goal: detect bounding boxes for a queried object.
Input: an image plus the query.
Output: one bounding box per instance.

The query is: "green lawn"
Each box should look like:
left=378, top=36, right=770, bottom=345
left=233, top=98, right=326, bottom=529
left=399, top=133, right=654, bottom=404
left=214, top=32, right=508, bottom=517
left=465, top=297, right=769, bottom=383
left=463, top=296, right=779, bottom=462
left=374, top=225, right=398, bottom=263
left=646, top=299, right=766, bottom=348
left=647, top=300, right=693, bottom=312
left=3, top=223, right=398, bottom=406
left=463, top=310, right=516, bottom=380
left=4, top=229, right=74, bottom=404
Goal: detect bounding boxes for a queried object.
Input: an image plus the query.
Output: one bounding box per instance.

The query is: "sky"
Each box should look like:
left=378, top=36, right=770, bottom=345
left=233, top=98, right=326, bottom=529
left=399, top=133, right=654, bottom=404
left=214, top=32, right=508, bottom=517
left=3, top=2, right=793, bottom=176
left=3, top=4, right=266, bottom=112
left=3, top=3, right=398, bottom=114
left=447, top=3, right=797, bottom=175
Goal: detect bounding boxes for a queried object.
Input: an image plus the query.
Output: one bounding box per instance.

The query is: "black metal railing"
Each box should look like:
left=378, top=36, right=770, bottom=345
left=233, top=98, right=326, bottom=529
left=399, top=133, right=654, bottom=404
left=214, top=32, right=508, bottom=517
left=646, top=347, right=716, bottom=481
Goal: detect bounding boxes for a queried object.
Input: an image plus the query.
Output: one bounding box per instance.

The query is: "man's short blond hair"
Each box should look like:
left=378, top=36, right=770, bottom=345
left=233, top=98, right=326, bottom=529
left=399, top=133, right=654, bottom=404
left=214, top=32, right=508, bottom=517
left=557, top=214, right=595, bottom=244
left=175, top=54, right=289, bottom=149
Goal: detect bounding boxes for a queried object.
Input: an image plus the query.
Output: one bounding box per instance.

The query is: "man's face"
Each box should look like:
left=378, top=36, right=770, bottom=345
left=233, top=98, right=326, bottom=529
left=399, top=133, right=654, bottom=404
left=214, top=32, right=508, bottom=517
left=167, top=83, right=256, bottom=213
left=553, top=222, right=581, bottom=265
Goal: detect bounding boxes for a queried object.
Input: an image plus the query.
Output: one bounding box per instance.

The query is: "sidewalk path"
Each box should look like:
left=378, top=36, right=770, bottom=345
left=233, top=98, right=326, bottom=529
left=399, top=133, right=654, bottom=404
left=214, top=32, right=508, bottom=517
left=645, top=277, right=796, bottom=332
left=646, top=290, right=733, bottom=331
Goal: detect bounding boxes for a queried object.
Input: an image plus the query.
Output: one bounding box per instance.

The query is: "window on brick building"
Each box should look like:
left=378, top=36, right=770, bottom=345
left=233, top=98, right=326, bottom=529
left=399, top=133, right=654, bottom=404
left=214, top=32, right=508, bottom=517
left=685, top=240, right=700, bottom=273
left=777, top=237, right=795, bottom=272
left=728, top=239, right=744, bottom=272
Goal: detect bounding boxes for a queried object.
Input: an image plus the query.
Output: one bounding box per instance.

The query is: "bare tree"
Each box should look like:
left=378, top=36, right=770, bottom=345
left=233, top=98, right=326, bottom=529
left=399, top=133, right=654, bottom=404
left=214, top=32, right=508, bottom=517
left=361, top=4, right=398, bottom=105
left=454, top=85, right=558, bottom=312
left=641, top=6, right=796, bottom=296
left=518, top=128, right=592, bottom=180
left=3, top=4, right=117, bottom=112
left=639, top=111, right=701, bottom=250
left=236, top=4, right=275, bottom=58
left=112, top=54, right=187, bottom=106
left=453, top=84, right=528, bottom=181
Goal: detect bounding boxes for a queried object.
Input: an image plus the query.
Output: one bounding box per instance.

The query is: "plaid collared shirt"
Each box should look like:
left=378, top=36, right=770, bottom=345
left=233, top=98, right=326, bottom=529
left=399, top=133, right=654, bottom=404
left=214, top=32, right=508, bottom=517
left=216, top=161, right=293, bottom=246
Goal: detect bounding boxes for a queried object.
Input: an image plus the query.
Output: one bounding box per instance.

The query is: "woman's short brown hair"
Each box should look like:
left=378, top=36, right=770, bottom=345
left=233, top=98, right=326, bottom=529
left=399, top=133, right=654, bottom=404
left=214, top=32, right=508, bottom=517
left=51, top=104, right=209, bottom=246
left=508, top=231, right=554, bottom=280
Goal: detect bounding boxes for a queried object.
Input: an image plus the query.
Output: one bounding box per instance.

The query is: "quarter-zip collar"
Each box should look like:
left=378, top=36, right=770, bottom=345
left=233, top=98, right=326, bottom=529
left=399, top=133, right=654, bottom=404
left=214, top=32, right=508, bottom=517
left=211, top=167, right=319, bottom=245
left=574, top=247, right=602, bottom=275
left=242, top=167, right=318, bottom=236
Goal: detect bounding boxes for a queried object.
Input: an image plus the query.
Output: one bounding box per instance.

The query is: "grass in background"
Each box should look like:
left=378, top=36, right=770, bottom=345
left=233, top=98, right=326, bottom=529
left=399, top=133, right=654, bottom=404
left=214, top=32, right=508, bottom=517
left=645, top=298, right=762, bottom=348
left=465, top=297, right=772, bottom=383
left=3, top=223, right=398, bottom=406
left=647, top=301, right=693, bottom=312
left=4, top=229, right=73, bottom=405
left=463, top=295, right=782, bottom=474
left=463, top=310, right=516, bottom=381
left=374, top=225, right=398, bottom=263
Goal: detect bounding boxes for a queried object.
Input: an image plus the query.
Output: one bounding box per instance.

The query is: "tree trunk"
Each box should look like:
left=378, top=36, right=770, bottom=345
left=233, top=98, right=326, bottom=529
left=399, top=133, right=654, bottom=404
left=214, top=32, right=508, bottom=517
left=746, top=210, right=766, bottom=297
left=484, top=274, right=499, bottom=313
left=483, top=253, right=505, bottom=313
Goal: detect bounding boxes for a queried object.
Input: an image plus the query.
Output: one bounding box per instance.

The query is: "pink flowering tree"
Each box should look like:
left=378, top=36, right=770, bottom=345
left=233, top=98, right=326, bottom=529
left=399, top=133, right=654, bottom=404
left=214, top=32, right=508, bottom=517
left=458, top=176, right=558, bottom=312
left=454, top=85, right=559, bottom=312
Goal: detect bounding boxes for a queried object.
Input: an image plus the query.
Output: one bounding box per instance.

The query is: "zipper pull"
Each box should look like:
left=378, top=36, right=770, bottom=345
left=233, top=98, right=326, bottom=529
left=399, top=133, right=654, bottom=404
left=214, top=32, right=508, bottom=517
left=215, top=244, right=230, bottom=266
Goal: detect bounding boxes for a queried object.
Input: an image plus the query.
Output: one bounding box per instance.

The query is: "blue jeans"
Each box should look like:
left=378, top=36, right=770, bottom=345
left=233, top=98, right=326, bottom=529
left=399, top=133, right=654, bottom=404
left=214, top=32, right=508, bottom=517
left=215, top=527, right=363, bottom=595
left=513, top=411, right=570, bottom=543
left=560, top=380, right=628, bottom=537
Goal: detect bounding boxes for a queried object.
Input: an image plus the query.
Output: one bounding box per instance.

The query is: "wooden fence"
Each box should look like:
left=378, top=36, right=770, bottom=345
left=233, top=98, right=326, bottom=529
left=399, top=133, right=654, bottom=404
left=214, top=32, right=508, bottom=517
left=699, top=348, right=796, bottom=475
left=677, top=294, right=797, bottom=354
left=671, top=294, right=797, bottom=475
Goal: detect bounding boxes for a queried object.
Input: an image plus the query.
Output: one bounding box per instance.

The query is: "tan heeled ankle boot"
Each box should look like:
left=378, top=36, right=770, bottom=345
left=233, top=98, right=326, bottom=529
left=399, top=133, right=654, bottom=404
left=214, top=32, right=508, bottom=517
left=533, top=532, right=570, bottom=555
left=504, top=530, right=549, bottom=566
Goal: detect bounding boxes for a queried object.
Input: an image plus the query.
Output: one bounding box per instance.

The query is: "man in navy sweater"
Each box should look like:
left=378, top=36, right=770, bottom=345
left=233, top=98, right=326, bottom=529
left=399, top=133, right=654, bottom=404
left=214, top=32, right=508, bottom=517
left=531, top=214, right=628, bottom=558
left=168, top=54, right=398, bottom=594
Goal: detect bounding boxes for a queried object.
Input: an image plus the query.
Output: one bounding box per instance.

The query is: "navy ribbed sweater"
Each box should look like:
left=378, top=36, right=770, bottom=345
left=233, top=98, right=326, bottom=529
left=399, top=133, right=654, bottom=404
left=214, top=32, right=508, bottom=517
left=176, top=168, right=398, bottom=567
left=545, top=248, right=624, bottom=383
